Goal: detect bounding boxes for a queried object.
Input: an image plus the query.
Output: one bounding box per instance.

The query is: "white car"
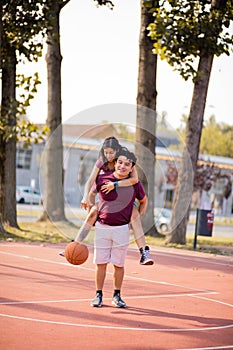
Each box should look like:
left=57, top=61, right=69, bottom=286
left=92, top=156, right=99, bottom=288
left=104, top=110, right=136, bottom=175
left=154, top=207, right=171, bottom=232
left=16, top=186, right=42, bottom=204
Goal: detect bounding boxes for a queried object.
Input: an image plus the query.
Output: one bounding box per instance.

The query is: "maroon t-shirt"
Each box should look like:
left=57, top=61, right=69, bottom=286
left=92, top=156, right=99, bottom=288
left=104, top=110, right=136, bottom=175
left=93, top=172, right=146, bottom=226
left=95, top=157, right=113, bottom=174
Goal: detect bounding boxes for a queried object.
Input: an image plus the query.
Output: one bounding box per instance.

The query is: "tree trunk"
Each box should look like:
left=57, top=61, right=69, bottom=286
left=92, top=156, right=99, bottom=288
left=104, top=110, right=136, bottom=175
left=135, top=0, right=159, bottom=236
left=0, top=2, right=6, bottom=234
left=3, top=47, right=18, bottom=227
left=39, top=2, right=66, bottom=222
left=0, top=2, right=2, bottom=68
left=0, top=135, right=7, bottom=234
left=0, top=34, right=18, bottom=228
left=166, top=54, right=214, bottom=244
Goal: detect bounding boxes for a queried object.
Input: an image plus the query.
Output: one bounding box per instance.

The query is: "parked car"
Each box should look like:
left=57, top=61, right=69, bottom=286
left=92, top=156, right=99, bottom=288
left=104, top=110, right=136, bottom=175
left=154, top=207, right=171, bottom=232
left=16, top=186, right=42, bottom=204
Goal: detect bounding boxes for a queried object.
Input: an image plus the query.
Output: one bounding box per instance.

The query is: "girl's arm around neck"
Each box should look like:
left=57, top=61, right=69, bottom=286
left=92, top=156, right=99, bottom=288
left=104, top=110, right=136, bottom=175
left=100, top=166, right=139, bottom=194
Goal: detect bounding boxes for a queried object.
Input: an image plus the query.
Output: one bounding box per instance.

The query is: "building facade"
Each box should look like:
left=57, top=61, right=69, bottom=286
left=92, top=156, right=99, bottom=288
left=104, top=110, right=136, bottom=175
left=16, top=135, right=233, bottom=216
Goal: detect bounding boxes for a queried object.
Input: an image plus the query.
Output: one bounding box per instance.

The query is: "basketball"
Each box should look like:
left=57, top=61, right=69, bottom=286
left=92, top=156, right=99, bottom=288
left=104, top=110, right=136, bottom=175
left=65, top=241, right=89, bottom=265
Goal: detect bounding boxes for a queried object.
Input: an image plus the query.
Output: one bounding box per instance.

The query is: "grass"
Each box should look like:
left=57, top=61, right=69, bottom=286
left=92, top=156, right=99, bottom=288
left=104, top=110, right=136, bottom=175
left=2, top=221, right=81, bottom=244
left=146, top=233, right=233, bottom=256
left=1, top=220, right=232, bottom=257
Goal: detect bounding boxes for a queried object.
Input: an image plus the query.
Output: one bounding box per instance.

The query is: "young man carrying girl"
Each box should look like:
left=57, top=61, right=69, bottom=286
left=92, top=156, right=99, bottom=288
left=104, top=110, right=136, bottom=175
left=84, top=147, right=149, bottom=307
left=60, top=136, right=153, bottom=265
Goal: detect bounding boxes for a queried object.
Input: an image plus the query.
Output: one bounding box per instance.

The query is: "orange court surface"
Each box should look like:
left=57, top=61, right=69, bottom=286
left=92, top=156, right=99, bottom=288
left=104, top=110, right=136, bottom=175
left=0, top=241, right=232, bottom=350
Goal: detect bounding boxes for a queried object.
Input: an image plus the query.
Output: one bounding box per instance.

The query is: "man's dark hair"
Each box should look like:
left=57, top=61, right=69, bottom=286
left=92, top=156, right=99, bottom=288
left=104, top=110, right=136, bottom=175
left=116, top=147, right=137, bottom=166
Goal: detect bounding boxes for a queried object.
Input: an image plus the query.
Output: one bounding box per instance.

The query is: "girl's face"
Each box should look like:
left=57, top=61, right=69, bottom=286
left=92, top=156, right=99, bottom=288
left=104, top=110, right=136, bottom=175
left=103, top=147, right=117, bottom=163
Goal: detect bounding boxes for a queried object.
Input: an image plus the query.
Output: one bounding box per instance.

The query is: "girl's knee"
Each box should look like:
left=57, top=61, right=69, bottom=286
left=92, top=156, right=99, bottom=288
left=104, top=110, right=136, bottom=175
left=89, top=206, right=98, bottom=218
left=86, top=205, right=98, bottom=225
left=131, top=206, right=139, bottom=220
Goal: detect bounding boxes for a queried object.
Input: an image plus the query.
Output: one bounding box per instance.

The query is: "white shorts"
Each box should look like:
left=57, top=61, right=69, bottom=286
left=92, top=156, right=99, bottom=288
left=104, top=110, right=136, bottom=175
left=94, top=221, right=130, bottom=267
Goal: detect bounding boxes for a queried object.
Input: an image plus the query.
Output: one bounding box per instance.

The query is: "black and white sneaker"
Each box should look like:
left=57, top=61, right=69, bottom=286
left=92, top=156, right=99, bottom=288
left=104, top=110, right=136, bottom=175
left=91, top=293, right=103, bottom=307
left=112, top=294, right=126, bottom=308
left=140, top=246, right=154, bottom=265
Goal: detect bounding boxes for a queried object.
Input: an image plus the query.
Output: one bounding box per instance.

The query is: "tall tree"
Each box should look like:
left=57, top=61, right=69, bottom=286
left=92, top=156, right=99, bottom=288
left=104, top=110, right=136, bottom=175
left=39, top=0, right=69, bottom=222
left=148, top=0, right=233, bottom=243
left=0, top=1, right=46, bottom=232
left=135, top=0, right=159, bottom=236
left=40, top=0, right=114, bottom=222
left=2, top=32, right=17, bottom=227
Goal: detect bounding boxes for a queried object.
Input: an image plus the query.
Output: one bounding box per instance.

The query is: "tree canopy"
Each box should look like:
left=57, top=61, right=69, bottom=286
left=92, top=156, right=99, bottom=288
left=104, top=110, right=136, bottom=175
left=200, top=116, right=233, bottom=157
left=147, top=0, right=233, bottom=80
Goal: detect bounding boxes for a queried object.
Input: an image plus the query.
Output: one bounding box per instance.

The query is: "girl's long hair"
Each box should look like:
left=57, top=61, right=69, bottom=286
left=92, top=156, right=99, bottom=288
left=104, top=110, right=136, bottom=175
left=99, top=136, right=121, bottom=163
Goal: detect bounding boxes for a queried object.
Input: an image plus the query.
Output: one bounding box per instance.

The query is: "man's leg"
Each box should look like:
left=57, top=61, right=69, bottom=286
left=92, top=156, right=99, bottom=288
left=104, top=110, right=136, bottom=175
left=95, top=263, right=107, bottom=290
left=91, top=263, right=107, bottom=307
left=113, top=265, right=124, bottom=290
left=112, top=265, right=126, bottom=308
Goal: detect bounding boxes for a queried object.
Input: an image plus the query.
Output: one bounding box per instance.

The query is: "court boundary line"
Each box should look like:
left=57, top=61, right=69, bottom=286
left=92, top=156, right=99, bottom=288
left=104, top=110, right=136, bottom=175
left=152, top=250, right=233, bottom=267
left=0, top=312, right=232, bottom=333
left=0, top=250, right=217, bottom=294
left=191, top=295, right=233, bottom=308
left=1, top=243, right=233, bottom=267
left=0, top=291, right=218, bottom=306
left=177, top=346, right=233, bottom=350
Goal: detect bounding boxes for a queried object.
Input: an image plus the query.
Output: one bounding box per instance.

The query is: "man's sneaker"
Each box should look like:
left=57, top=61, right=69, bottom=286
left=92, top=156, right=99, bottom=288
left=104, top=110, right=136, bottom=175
left=112, top=294, right=126, bottom=308
left=140, top=246, right=154, bottom=265
left=91, top=293, right=103, bottom=307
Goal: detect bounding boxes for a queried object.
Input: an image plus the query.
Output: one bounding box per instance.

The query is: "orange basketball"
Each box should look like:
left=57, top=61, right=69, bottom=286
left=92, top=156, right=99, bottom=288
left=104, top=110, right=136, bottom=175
left=65, top=241, right=89, bottom=265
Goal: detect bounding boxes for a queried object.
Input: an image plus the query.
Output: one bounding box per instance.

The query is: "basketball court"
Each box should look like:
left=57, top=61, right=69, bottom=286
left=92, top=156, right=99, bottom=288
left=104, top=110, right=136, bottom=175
left=0, top=242, right=232, bottom=350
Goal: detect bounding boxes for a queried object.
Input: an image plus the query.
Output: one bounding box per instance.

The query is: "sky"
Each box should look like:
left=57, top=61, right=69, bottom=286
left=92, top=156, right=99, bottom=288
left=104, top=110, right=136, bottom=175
left=16, top=0, right=233, bottom=130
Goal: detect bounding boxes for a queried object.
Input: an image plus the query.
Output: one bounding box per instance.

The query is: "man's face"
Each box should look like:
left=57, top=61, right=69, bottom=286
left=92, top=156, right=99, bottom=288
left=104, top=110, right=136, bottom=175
left=115, top=155, right=133, bottom=178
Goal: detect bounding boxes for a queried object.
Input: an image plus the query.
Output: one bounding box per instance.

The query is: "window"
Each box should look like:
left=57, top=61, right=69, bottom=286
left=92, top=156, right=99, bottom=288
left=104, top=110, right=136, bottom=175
left=16, top=148, right=32, bottom=169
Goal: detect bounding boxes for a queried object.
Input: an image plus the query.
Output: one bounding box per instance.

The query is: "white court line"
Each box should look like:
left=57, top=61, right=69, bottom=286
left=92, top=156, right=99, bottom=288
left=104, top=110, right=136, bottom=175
left=0, top=312, right=232, bottom=333
left=192, top=295, right=233, bottom=308
left=128, top=246, right=233, bottom=267
left=177, top=346, right=233, bottom=350
left=1, top=243, right=233, bottom=267
left=143, top=249, right=233, bottom=267
left=0, top=251, right=215, bottom=294
left=0, top=291, right=218, bottom=306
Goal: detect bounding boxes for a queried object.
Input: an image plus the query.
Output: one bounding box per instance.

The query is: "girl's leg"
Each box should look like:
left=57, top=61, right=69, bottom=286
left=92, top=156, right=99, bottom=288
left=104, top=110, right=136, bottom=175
left=130, top=205, right=146, bottom=249
left=130, top=206, right=154, bottom=265
left=59, top=205, right=98, bottom=256
left=75, top=205, right=98, bottom=242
